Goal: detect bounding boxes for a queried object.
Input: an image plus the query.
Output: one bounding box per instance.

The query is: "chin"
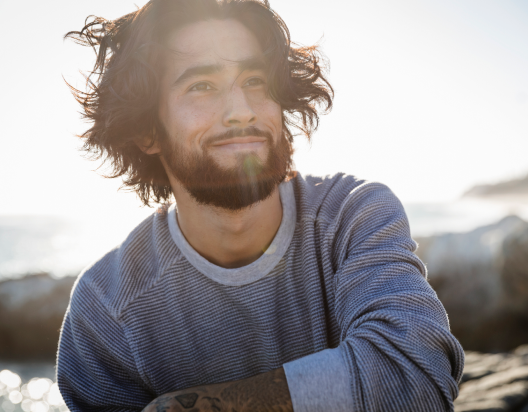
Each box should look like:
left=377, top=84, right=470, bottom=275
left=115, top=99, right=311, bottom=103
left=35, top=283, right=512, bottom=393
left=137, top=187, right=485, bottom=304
left=216, top=150, right=269, bottom=171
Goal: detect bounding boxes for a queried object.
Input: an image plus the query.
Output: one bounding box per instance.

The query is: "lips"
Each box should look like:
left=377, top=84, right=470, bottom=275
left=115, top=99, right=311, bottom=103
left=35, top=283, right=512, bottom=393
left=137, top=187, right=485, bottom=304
left=210, top=136, right=268, bottom=146
left=205, top=126, right=273, bottom=148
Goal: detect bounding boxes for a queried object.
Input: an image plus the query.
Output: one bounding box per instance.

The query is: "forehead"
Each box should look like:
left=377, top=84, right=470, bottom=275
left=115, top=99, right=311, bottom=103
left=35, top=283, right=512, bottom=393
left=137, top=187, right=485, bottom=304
left=164, top=19, right=263, bottom=72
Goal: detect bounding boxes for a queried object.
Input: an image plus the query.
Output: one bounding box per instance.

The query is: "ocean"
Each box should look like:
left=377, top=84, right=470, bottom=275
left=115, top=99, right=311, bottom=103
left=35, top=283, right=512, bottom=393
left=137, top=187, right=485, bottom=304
left=0, top=364, right=66, bottom=412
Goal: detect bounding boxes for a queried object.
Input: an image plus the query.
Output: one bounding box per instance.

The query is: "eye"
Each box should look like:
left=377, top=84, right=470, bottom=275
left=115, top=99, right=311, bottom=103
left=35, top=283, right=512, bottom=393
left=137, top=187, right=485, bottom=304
left=189, top=82, right=214, bottom=92
left=245, top=77, right=265, bottom=87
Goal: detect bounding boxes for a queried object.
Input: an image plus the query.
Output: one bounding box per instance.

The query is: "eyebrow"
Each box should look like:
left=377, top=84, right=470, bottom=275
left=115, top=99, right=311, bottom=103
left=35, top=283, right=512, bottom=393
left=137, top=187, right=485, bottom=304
left=238, top=56, right=267, bottom=72
left=172, top=56, right=267, bottom=87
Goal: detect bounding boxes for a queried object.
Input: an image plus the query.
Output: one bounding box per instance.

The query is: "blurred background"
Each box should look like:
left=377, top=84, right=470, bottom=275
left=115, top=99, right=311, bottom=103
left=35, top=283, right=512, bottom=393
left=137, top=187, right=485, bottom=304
left=0, top=0, right=527, bottom=411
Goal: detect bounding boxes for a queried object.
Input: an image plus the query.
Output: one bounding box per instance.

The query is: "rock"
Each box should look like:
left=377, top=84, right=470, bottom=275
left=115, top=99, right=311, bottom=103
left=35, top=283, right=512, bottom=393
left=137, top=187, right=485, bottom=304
left=501, top=229, right=528, bottom=312
left=463, top=174, right=528, bottom=198
left=461, top=367, right=528, bottom=393
left=462, top=353, right=511, bottom=383
left=515, top=346, right=528, bottom=356
left=456, top=399, right=513, bottom=412
left=456, top=382, right=528, bottom=411
left=456, top=348, right=528, bottom=412
left=0, top=273, right=76, bottom=361
left=415, top=215, right=528, bottom=352
left=462, top=351, right=528, bottom=383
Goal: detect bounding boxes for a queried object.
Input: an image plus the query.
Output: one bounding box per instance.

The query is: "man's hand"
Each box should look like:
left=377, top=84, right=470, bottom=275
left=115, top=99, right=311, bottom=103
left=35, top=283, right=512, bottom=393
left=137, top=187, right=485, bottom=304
left=142, top=367, right=293, bottom=412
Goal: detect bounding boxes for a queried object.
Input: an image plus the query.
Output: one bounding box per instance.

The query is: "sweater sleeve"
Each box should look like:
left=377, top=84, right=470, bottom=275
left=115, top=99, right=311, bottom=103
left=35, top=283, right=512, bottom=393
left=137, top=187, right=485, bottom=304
left=57, top=279, right=154, bottom=411
left=284, top=182, right=465, bottom=412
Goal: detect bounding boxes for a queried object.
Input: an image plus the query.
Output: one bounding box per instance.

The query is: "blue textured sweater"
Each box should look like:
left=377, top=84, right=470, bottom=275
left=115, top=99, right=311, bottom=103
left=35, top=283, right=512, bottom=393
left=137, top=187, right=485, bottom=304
left=57, top=173, right=464, bottom=411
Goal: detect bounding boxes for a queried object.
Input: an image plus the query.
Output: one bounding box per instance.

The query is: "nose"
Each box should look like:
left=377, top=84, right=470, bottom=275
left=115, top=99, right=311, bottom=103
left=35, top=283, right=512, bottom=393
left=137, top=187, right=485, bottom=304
left=222, top=86, right=257, bottom=127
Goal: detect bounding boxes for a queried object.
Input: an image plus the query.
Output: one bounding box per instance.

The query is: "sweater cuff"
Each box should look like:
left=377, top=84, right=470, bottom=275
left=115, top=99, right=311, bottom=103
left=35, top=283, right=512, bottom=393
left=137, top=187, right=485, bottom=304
left=283, top=347, right=354, bottom=412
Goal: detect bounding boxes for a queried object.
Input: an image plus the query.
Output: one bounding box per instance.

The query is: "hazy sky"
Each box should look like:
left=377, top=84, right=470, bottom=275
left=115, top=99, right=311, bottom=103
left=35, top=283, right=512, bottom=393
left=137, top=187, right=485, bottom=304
left=1, top=0, right=527, bottom=224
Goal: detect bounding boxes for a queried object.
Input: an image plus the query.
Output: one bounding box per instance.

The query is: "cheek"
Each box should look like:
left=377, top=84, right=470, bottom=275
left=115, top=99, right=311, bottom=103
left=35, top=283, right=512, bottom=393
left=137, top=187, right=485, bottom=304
left=251, top=96, right=282, bottom=129
left=264, top=101, right=283, bottom=133
left=162, top=96, right=220, bottom=142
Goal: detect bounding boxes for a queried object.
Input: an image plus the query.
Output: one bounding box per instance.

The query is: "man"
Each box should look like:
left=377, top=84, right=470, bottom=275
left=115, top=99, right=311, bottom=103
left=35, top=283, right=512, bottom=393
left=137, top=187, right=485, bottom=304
left=57, top=0, right=464, bottom=411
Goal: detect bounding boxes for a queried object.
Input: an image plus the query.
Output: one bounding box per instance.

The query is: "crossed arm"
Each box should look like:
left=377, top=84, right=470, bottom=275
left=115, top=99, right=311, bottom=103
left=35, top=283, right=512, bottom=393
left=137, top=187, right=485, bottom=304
left=142, top=367, right=292, bottom=412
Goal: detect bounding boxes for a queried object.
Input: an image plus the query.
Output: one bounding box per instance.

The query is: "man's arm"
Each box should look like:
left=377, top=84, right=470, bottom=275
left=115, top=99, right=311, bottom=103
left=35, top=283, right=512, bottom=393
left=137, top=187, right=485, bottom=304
left=282, top=181, right=465, bottom=412
left=142, top=367, right=292, bottom=412
left=57, top=278, right=154, bottom=412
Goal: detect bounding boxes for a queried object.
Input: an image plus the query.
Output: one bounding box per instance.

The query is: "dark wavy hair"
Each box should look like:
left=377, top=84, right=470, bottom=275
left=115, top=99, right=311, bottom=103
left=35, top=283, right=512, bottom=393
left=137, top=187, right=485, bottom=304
left=65, top=0, right=333, bottom=206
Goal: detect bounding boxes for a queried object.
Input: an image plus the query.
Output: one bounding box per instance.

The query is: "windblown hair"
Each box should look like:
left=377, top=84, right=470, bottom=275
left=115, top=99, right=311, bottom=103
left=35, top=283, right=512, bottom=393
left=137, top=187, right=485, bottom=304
left=65, top=0, right=334, bottom=206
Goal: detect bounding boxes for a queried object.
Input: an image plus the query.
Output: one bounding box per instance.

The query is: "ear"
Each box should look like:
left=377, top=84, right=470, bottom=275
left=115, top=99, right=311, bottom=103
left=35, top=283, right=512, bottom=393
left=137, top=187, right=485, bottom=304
left=135, top=135, right=161, bottom=155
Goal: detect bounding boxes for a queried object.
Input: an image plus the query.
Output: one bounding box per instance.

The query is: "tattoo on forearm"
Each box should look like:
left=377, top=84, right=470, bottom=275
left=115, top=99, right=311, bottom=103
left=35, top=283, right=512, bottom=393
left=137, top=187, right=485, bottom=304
left=219, top=367, right=293, bottom=412
left=144, top=396, right=171, bottom=412
left=143, top=367, right=292, bottom=412
left=175, top=393, right=199, bottom=408
left=202, top=396, right=222, bottom=411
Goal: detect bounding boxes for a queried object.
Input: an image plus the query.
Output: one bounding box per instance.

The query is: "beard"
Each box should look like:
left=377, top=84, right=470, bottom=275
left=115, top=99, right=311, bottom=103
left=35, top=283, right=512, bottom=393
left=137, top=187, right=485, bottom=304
left=160, top=126, right=293, bottom=211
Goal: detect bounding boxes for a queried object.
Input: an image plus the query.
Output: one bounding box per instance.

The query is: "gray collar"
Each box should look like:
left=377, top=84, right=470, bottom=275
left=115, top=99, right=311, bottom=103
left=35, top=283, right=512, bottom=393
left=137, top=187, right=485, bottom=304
left=167, top=180, right=297, bottom=286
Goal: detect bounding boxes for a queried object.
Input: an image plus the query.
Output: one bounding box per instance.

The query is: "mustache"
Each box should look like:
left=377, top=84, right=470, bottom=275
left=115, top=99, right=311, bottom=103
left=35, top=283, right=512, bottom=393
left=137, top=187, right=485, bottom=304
left=204, top=126, right=273, bottom=146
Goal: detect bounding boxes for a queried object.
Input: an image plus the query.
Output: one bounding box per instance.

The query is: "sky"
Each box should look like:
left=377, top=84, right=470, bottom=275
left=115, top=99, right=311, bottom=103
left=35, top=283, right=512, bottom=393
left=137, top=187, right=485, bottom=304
left=0, top=0, right=527, bottom=227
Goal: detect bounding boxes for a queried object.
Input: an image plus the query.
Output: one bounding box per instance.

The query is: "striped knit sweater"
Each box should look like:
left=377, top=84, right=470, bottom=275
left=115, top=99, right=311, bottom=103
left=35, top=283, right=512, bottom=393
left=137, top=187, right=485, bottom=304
left=57, top=173, right=464, bottom=412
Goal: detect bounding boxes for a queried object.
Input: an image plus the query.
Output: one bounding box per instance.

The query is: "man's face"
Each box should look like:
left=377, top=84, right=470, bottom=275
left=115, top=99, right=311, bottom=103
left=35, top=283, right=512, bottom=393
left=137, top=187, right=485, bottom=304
left=157, top=19, right=291, bottom=210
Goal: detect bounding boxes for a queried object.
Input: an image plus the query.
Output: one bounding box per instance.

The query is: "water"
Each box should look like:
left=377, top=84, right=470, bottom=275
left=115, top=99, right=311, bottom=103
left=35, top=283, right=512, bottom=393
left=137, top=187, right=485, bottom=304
left=0, top=198, right=527, bottom=280
left=0, top=365, right=68, bottom=412
left=405, top=197, right=528, bottom=238
left=0, top=214, right=146, bottom=279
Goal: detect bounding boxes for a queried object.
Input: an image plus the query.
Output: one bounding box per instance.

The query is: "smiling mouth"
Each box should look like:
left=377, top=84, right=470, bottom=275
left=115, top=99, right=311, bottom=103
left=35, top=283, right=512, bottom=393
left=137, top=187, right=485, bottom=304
left=210, top=136, right=268, bottom=147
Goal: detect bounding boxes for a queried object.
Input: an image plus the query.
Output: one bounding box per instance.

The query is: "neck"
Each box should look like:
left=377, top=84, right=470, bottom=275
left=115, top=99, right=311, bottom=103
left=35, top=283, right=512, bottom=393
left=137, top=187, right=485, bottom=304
left=170, top=180, right=283, bottom=269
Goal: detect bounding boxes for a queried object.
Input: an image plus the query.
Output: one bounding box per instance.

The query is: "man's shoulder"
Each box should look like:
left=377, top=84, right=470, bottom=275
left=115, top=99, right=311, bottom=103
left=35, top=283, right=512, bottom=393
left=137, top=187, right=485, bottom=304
left=70, top=204, right=182, bottom=319
left=291, top=172, right=402, bottom=221
left=291, top=172, right=413, bottom=266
